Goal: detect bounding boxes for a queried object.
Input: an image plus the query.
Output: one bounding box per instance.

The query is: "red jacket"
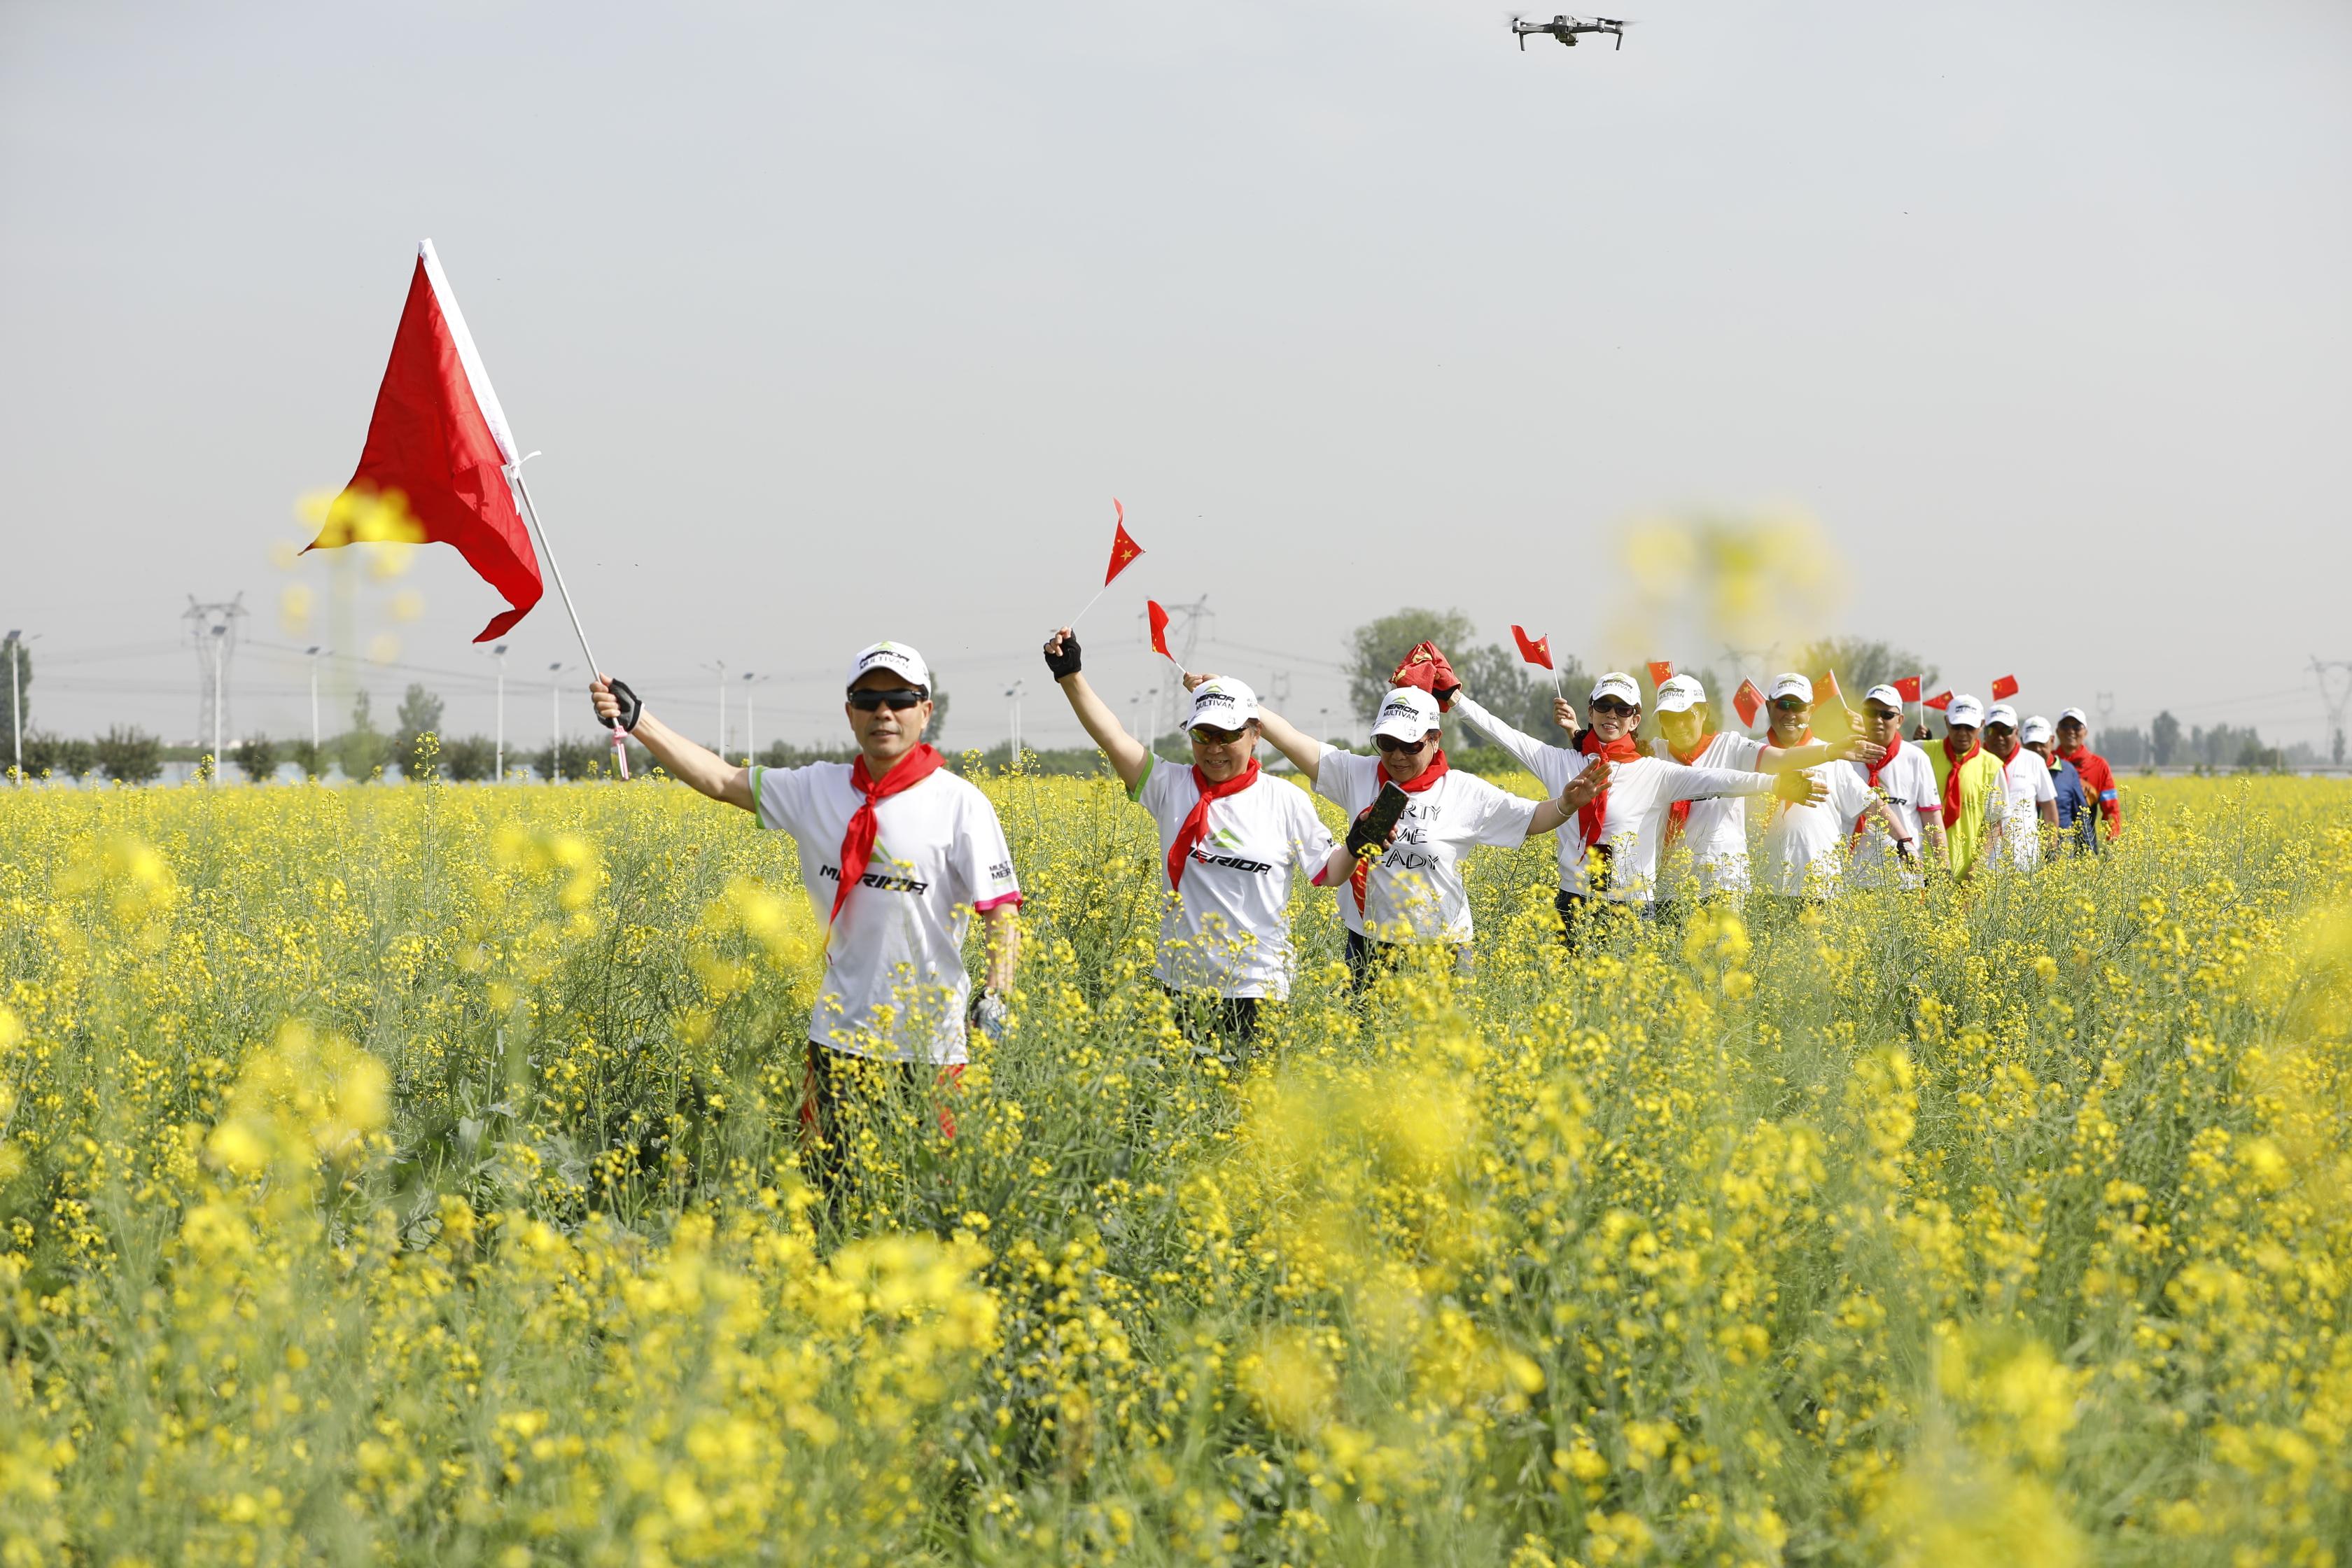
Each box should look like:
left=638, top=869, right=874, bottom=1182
left=2061, top=748, right=2122, bottom=839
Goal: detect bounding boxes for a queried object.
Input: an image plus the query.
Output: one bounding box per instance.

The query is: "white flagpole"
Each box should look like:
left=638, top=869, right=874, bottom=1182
left=507, top=464, right=629, bottom=780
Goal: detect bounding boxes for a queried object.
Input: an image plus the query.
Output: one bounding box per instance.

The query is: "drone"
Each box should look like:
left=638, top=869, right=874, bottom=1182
left=1511, top=14, right=1629, bottom=50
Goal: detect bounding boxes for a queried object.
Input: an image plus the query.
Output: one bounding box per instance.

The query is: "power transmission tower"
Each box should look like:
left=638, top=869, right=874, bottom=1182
left=183, top=594, right=248, bottom=747
left=2312, top=657, right=2352, bottom=766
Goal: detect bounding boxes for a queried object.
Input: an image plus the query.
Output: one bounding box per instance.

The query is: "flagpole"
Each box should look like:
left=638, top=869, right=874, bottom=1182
left=508, top=464, right=630, bottom=780
left=1069, top=582, right=1110, bottom=629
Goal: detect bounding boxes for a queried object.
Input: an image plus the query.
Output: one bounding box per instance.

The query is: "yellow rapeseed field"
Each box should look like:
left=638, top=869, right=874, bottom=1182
left=1, top=769, right=2348, bottom=1565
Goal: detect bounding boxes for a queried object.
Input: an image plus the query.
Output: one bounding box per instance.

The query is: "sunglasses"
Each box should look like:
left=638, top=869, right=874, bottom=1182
left=847, top=687, right=927, bottom=712
left=1772, top=698, right=1809, bottom=713
left=1374, top=734, right=1431, bottom=754
left=1190, top=724, right=1247, bottom=746
left=1590, top=699, right=1638, bottom=718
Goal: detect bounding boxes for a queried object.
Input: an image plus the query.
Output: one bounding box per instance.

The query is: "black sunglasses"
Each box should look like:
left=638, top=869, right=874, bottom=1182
left=1374, top=733, right=1431, bottom=753
left=847, top=687, right=927, bottom=712
left=1590, top=699, right=1638, bottom=718
left=1772, top=698, right=1808, bottom=713
left=1191, top=724, right=1248, bottom=746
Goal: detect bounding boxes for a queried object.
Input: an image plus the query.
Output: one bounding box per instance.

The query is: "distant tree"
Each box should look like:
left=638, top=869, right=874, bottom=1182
left=391, top=682, right=445, bottom=779
left=232, top=734, right=280, bottom=783
left=1, top=636, right=29, bottom=765
left=284, top=737, right=325, bottom=780
left=2101, top=727, right=2149, bottom=767
left=337, top=690, right=392, bottom=780
left=1346, top=608, right=1478, bottom=720
left=56, top=736, right=97, bottom=780
left=531, top=736, right=602, bottom=782
left=928, top=686, right=951, bottom=748
left=2150, top=710, right=2182, bottom=766
left=1453, top=640, right=1591, bottom=739
left=20, top=732, right=60, bottom=778
left=440, top=735, right=498, bottom=782
left=96, top=725, right=164, bottom=785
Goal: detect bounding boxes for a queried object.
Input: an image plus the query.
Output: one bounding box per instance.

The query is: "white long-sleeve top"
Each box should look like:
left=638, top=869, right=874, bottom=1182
left=1452, top=693, right=1776, bottom=904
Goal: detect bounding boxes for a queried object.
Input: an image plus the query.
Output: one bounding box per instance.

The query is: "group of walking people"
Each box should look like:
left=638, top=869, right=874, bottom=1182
left=587, top=629, right=2124, bottom=1172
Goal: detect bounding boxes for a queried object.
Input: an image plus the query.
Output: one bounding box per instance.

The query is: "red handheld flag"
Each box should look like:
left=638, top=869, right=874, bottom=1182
left=1991, top=673, right=2019, bottom=701
left=1893, top=675, right=1923, bottom=703
left=1733, top=678, right=1764, bottom=728
left=309, top=241, right=542, bottom=642
left=1646, top=660, right=1676, bottom=687
left=1924, top=690, right=1954, bottom=712
left=1511, top=626, right=1553, bottom=671
left=1105, top=500, right=1145, bottom=586
left=1147, top=599, right=1174, bottom=662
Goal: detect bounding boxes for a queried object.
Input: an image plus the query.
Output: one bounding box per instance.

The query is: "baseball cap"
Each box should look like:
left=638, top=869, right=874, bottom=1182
left=1654, top=673, right=1707, bottom=713
left=2059, top=707, right=2089, bottom=727
left=1371, top=685, right=1443, bottom=743
left=1186, top=676, right=1259, bottom=732
left=2020, top=715, right=2053, bottom=745
left=1945, top=695, right=1985, bottom=727
left=1984, top=704, right=2019, bottom=730
left=1863, top=682, right=1905, bottom=712
left=1768, top=672, right=1814, bottom=704
left=1588, top=671, right=1642, bottom=706
left=845, top=640, right=931, bottom=694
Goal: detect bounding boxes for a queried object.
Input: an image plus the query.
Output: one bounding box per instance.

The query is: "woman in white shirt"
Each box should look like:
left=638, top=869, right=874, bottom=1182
left=1200, top=675, right=1604, bottom=988
left=1044, top=627, right=1361, bottom=1046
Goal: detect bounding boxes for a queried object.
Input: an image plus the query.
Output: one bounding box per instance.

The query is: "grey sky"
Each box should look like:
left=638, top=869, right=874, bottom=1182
left=5, top=0, right=2348, bottom=755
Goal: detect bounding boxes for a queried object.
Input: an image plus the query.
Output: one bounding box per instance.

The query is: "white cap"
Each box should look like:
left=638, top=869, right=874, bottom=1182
left=1588, top=671, right=1642, bottom=706
left=1946, top=695, right=1984, bottom=727
left=1654, top=673, right=1707, bottom=713
left=2059, top=707, right=2089, bottom=727
left=1864, top=683, right=1905, bottom=711
left=2021, top=715, right=2053, bottom=744
left=1768, top=672, right=1814, bottom=704
left=1371, top=685, right=1443, bottom=743
left=1984, top=704, right=2019, bottom=730
left=844, top=640, right=931, bottom=694
left=1186, top=676, right=1259, bottom=732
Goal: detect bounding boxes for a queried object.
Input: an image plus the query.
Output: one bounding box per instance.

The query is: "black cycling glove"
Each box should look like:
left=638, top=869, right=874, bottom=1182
left=1044, top=632, right=1082, bottom=680
left=605, top=678, right=643, bottom=733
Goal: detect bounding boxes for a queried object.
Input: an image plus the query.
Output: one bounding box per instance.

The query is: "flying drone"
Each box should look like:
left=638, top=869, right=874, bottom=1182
left=1511, top=14, right=1630, bottom=50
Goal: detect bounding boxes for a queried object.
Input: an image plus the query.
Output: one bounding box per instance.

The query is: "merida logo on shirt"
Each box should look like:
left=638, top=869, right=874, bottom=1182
left=1189, top=848, right=1273, bottom=875
left=819, top=844, right=929, bottom=895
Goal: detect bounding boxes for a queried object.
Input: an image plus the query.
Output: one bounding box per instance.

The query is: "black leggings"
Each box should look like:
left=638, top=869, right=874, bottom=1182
left=1160, top=985, right=1262, bottom=1056
left=1345, top=930, right=1469, bottom=992
left=1555, top=890, right=1650, bottom=953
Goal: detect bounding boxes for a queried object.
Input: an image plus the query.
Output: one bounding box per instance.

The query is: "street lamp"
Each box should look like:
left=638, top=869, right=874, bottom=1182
left=211, top=625, right=227, bottom=785
left=305, top=645, right=323, bottom=759
left=1004, top=680, right=1025, bottom=763
left=3, top=629, right=25, bottom=788
left=548, top=661, right=567, bottom=783
left=491, top=642, right=510, bottom=780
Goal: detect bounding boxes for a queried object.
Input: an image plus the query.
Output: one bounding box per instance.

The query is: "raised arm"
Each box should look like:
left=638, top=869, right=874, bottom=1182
left=592, top=675, right=752, bottom=810
left=1184, top=671, right=1325, bottom=783
left=1756, top=735, right=1883, bottom=774
left=1451, top=690, right=1556, bottom=777
left=1043, top=628, right=1149, bottom=791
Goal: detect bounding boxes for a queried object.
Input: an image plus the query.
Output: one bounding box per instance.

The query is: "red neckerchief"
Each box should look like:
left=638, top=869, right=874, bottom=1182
left=1352, top=750, right=1449, bottom=914
left=1662, top=732, right=1717, bottom=841
left=1576, top=730, right=1642, bottom=851
left=1854, top=732, right=1901, bottom=840
left=831, top=744, right=944, bottom=923
left=1940, top=733, right=1982, bottom=827
left=1168, top=760, right=1259, bottom=891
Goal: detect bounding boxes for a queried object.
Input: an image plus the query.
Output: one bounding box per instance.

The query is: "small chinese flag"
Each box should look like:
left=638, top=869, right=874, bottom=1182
left=1924, top=690, right=1954, bottom=711
left=1733, top=678, right=1764, bottom=728
left=1893, top=674, right=1923, bottom=703
left=1991, top=673, right=2019, bottom=701
left=1646, top=660, right=1676, bottom=687
left=1104, top=499, right=1144, bottom=586
left=1147, top=599, right=1173, bottom=661
left=1812, top=670, right=1852, bottom=743
left=1511, top=626, right=1553, bottom=671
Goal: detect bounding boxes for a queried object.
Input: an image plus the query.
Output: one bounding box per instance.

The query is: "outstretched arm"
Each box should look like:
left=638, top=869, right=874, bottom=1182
left=592, top=676, right=752, bottom=810
left=1756, top=736, right=1883, bottom=773
left=1452, top=690, right=1559, bottom=777
left=1524, top=759, right=1612, bottom=837
left=1043, top=628, right=1149, bottom=791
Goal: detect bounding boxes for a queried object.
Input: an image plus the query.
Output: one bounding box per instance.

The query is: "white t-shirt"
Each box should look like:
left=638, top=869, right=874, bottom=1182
left=1313, top=746, right=1538, bottom=942
left=1753, top=762, right=1882, bottom=896
left=1651, top=732, right=1765, bottom=897
left=1845, top=741, right=1942, bottom=889
left=1455, top=694, right=1770, bottom=904
left=1133, top=757, right=1336, bottom=999
left=1987, top=748, right=2057, bottom=871
left=752, top=760, right=1022, bottom=1064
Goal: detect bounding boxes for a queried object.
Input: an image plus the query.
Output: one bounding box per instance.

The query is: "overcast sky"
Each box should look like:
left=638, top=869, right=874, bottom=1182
left=5, top=0, right=2348, bottom=755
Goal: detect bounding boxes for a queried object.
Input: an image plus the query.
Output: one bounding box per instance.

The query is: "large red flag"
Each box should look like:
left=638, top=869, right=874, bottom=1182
left=1893, top=675, right=1923, bottom=703
left=1511, top=626, right=1553, bottom=671
left=1733, top=678, right=1764, bottom=728
left=1991, top=673, right=2020, bottom=701
left=1147, top=600, right=1174, bottom=660
left=1105, top=500, right=1145, bottom=585
left=1924, top=690, right=1954, bottom=711
left=309, top=241, right=541, bottom=642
